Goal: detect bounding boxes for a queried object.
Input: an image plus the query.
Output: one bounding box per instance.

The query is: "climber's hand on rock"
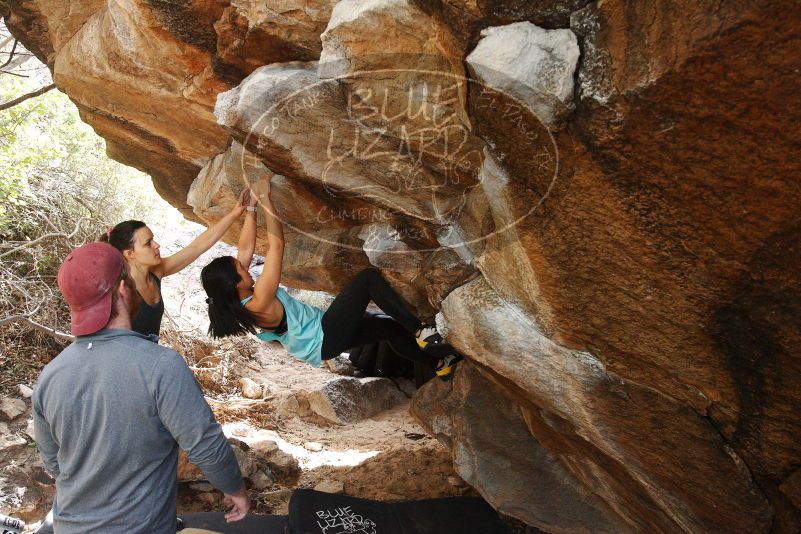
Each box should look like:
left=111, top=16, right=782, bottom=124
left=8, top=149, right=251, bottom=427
left=252, top=173, right=273, bottom=203
left=231, top=188, right=251, bottom=216
left=223, top=485, right=250, bottom=522
left=245, top=185, right=258, bottom=208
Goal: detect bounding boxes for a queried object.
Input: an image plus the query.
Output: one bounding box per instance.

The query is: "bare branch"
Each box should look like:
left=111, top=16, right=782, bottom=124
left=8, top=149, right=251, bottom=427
left=71, top=195, right=98, bottom=218
left=0, top=83, right=56, bottom=111
left=0, top=314, right=74, bottom=342
left=31, top=209, right=61, bottom=233
left=0, top=217, right=87, bottom=258
left=0, top=69, right=28, bottom=78
left=0, top=38, right=18, bottom=70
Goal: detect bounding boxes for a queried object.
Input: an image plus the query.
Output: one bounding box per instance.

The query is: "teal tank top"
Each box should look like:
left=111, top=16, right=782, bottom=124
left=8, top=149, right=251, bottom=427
left=241, top=287, right=324, bottom=367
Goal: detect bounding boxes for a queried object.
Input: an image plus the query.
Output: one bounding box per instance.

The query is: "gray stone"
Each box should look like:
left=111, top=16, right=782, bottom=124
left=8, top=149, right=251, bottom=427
left=307, top=377, right=407, bottom=424
left=313, top=480, right=344, bottom=494
left=276, top=393, right=312, bottom=419
left=25, top=418, right=35, bottom=440
left=0, top=397, right=27, bottom=421
left=0, top=430, right=27, bottom=453
left=250, top=439, right=280, bottom=456
left=251, top=439, right=300, bottom=482
left=239, top=377, right=264, bottom=399
left=251, top=470, right=273, bottom=491
left=466, top=22, right=579, bottom=128
left=394, top=378, right=417, bottom=398
left=324, top=355, right=356, bottom=376
left=232, top=446, right=258, bottom=480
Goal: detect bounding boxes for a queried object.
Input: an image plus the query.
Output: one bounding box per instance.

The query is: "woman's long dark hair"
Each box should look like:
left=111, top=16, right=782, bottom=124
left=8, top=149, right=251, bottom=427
left=201, top=256, right=260, bottom=338
left=100, top=220, right=146, bottom=251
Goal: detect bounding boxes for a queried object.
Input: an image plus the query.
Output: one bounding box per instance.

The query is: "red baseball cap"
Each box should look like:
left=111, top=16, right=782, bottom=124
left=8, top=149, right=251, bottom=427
left=57, top=242, right=125, bottom=336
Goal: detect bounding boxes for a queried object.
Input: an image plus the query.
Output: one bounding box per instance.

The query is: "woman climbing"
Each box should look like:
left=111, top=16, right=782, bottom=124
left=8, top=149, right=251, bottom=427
left=100, top=189, right=251, bottom=339
left=200, top=173, right=461, bottom=380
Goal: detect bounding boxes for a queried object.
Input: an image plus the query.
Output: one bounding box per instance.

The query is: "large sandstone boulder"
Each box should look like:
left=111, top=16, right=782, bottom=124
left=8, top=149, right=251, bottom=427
left=0, top=0, right=338, bottom=215
left=4, top=0, right=801, bottom=531
left=429, top=276, right=770, bottom=532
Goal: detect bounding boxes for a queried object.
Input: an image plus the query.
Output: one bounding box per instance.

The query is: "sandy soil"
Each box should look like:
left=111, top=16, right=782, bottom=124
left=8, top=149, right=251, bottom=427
left=153, top=226, right=469, bottom=515
left=176, top=339, right=471, bottom=518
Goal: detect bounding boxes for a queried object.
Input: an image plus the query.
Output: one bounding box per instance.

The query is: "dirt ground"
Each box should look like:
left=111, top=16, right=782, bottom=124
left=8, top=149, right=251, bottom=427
left=176, top=339, right=471, bottom=519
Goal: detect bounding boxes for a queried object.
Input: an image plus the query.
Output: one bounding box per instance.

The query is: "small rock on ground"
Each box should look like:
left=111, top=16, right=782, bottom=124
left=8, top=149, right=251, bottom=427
left=314, top=480, right=344, bottom=494
left=0, top=396, right=27, bottom=421
left=240, top=378, right=264, bottom=399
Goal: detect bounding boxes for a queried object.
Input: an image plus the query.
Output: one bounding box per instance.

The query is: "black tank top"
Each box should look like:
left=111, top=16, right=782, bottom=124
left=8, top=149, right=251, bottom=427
left=131, top=272, right=164, bottom=338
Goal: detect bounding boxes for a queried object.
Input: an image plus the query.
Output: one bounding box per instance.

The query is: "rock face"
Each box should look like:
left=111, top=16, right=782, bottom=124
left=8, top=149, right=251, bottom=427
left=412, top=361, right=627, bottom=533
left=3, top=0, right=801, bottom=531
left=466, top=22, right=579, bottom=129
left=430, top=278, right=770, bottom=532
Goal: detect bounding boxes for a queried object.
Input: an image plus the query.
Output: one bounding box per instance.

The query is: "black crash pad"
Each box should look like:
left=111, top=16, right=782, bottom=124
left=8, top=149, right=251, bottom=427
left=288, top=489, right=510, bottom=534
left=177, top=512, right=289, bottom=533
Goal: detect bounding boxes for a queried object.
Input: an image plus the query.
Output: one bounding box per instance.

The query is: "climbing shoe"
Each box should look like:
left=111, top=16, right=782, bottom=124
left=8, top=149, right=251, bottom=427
left=435, top=353, right=463, bottom=381
left=416, top=325, right=441, bottom=348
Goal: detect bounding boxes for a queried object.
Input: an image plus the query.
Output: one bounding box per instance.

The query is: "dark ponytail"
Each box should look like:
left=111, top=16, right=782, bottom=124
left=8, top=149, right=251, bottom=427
left=201, top=256, right=260, bottom=338
left=100, top=220, right=146, bottom=252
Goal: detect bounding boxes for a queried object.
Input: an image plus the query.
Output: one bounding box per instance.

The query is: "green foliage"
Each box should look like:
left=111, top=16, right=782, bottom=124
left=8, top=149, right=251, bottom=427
left=0, top=65, right=179, bottom=394
left=0, top=75, right=169, bottom=239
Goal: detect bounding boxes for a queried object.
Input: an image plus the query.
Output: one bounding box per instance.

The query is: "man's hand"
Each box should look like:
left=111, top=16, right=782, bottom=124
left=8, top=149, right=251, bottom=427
left=223, top=485, right=250, bottom=522
left=230, top=188, right=251, bottom=217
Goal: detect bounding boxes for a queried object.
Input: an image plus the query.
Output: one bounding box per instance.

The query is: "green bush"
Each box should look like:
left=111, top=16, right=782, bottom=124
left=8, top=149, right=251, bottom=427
left=0, top=69, right=173, bottom=394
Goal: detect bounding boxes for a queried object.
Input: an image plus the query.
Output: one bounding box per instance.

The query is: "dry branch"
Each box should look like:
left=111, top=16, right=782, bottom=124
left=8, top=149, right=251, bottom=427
left=0, top=216, right=87, bottom=258
left=0, top=82, right=56, bottom=111
left=0, top=38, right=17, bottom=70
left=0, top=313, right=74, bottom=342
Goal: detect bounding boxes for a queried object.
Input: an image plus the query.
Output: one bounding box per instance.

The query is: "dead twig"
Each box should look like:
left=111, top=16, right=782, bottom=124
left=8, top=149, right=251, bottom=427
left=0, top=82, right=56, bottom=111
left=0, top=70, right=28, bottom=78
left=0, top=38, right=17, bottom=70
left=0, top=314, right=74, bottom=342
left=0, top=217, right=87, bottom=258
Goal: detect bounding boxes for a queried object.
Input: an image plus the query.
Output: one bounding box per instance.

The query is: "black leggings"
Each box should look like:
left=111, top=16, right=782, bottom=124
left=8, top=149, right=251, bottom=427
left=320, top=269, right=450, bottom=367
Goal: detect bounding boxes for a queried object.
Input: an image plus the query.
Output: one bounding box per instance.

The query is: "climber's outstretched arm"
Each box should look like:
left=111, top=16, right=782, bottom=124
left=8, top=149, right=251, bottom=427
left=236, top=187, right=258, bottom=269
left=246, top=174, right=284, bottom=314
left=157, top=189, right=249, bottom=278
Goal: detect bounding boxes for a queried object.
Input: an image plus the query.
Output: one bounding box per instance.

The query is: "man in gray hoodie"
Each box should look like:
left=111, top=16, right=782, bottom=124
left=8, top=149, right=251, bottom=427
left=32, top=241, right=249, bottom=533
